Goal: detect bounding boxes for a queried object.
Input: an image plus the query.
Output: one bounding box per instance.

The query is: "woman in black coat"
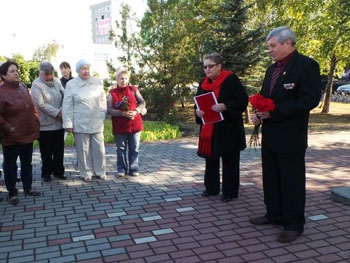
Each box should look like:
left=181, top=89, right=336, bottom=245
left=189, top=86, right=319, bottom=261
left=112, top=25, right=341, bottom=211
left=195, top=52, right=248, bottom=202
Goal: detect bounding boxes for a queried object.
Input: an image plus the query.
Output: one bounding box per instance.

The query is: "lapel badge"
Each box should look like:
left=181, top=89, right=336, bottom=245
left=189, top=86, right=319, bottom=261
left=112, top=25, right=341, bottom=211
left=283, top=83, right=295, bottom=89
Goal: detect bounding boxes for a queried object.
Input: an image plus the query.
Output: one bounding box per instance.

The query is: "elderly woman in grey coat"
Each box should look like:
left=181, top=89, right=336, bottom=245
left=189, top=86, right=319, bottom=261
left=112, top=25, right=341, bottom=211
left=62, top=59, right=107, bottom=182
left=31, top=61, right=66, bottom=182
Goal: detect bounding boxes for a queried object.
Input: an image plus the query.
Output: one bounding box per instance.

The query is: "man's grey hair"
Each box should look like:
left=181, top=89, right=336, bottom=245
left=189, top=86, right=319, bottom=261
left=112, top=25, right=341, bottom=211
left=267, top=26, right=296, bottom=46
left=39, top=61, right=55, bottom=74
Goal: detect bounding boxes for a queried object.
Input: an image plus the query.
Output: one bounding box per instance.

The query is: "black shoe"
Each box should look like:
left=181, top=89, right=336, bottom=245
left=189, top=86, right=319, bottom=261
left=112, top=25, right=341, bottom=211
left=278, top=230, right=302, bottom=243
left=9, top=196, right=19, bottom=206
left=24, top=189, right=41, bottom=196
left=201, top=190, right=219, bottom=197
left=221, top=196, right=233, bottom=202
left=249, top=216, right=272, bottom=225
left=54, top=174, right=67, bottom=180
left=42, top=176, right=52, bottom=182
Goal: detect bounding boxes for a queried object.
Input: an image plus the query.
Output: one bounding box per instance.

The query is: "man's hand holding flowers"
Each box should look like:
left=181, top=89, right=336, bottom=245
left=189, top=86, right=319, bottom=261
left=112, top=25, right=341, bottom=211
left=248, top=94, right=275, bottom=148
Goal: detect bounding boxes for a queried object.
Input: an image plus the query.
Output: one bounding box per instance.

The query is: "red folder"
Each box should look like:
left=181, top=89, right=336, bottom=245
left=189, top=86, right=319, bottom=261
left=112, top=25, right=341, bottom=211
left=194, top=92, right=224, bottom=124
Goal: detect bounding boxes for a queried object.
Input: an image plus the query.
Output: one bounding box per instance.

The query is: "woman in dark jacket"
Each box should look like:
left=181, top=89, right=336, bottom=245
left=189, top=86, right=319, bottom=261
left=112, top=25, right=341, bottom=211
left=195, top=53, right=248, bottom=202
left=0, top=60, right=41, bottom=205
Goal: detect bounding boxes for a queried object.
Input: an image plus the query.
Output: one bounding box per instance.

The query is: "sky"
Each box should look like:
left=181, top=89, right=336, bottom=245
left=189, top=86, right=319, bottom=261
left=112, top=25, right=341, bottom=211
left=0, top=0, right=147, bottom=60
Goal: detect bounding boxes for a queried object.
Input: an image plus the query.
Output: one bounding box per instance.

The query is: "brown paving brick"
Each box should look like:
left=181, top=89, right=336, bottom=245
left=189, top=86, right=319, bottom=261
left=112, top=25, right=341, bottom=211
left=79, top=258, right=104, bottom=263
left=122, top=258, right=146, bottom=263
left=315, top=254, right=344, bottom=263
left=305, top=239, right=331, bottom=249
left=1, top=224, right=23, bottom=231
left=111, top=239, right=134, bottom=248
left=25, top=206, right=44, bottom=212
left=198, top=251, right=226, bottom=261
left=326, top=236, right=349, bottom=245
left=145, top=253, right=172, bottom=263
left=221, top=247, right=247, bottom=257
left=170, top=249, right=196, bottom=259
left=245, top=243, right=270, bottom=253
left=173, top=255, right=202, bottom=263
left=152, top=244, right=178, bottom=255
left=285, top=243, right=310, bottom=253
left=99, top=197, right=116, bottom=203
left=175, top=241, right=201, bottom=250
left=198, top=237, right=223, bottom=247
left=266, top=253, right=298, bottom=263
left=104, top=254, right=130, bottom=262
left=192, top=233, right=217, bottom=242
left=155, top=233, right=179, bottom=241
left=307, top=232, right=331, bottom=241
left=295, top=259, right=320, bottom=263
left=95, top=230, right=118, bottom=238
left=241, top=251, right=271, bottom=262
left=48, top=237, right=71, bottom=246
left=263, top=247, right=290, bottom=257
left=128, top=248, right=155, bottom=259
left=294, top=249, right=322, bottom=259
left=131, top=231, right=154, bottom=239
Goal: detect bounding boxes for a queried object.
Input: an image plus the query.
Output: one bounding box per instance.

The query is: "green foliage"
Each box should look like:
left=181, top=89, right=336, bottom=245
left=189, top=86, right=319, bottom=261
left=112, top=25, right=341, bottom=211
left=32, top=40, right=59, bottom=62
left=142, top=121, right=182, bottom=140
left=200, top=0, right=265, bottom=74
left=0, top=54, right=39, bottom=87
left=36, top=120, right=182, bottom=148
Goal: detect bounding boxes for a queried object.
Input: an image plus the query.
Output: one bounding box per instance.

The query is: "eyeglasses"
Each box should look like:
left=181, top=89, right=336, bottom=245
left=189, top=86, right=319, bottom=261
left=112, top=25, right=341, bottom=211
left=203, top=64, right=218, bottom=70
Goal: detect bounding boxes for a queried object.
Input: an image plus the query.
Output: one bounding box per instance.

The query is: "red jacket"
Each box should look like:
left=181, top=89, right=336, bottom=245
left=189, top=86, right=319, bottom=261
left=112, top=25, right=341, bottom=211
left=0, top=81, right=40, bottom=146
left=109, top=86, right=143, bottom=134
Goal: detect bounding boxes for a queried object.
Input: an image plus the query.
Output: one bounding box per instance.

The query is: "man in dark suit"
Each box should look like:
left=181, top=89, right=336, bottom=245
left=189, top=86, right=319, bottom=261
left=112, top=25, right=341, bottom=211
left=249, top=26, right=321, bottom=243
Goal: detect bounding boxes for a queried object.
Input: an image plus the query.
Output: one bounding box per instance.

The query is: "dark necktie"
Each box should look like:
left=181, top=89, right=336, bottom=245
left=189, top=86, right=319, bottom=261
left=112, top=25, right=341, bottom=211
left=269, top=62, right=283, bottom=95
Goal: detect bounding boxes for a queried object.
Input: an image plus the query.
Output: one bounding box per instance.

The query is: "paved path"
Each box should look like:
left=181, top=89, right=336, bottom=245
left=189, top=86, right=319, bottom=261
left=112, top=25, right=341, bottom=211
left=0, top=132, right=349, bottom=263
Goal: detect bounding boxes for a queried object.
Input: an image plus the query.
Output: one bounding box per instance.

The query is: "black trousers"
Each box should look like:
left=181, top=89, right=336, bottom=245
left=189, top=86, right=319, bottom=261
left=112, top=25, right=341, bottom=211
left=3, top=143, right=33, bottom=197
left=39, top=129, right=65, bottom=178
left=204, top=152, right=240, bottom=198
left=261, top=146, right=306, bottom=233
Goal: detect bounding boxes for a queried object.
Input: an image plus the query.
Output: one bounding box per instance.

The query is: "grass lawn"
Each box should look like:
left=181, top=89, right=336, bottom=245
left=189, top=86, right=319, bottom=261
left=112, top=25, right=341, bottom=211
left=308, top=102, right=350, bottom=132
left=176, top=102, right=350, bottom=135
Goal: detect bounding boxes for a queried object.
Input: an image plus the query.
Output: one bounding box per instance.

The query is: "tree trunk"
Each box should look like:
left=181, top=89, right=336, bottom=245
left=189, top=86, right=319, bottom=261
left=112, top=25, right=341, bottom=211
left=321, top=53, right=337, bottom=113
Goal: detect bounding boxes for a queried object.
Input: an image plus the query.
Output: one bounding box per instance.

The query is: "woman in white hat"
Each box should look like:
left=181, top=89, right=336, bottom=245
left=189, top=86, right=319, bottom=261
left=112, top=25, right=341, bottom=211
left=62, top=59, right=107, bottom=182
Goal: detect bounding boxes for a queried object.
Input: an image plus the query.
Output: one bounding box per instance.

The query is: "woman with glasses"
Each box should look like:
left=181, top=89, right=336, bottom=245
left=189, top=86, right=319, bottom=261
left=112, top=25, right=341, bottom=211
left=195, top=52, right=248, bottom=202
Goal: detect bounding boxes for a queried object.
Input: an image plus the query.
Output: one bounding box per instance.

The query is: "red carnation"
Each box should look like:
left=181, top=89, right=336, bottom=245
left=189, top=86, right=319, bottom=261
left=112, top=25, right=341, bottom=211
left=248, top=94, right=275, bottom=148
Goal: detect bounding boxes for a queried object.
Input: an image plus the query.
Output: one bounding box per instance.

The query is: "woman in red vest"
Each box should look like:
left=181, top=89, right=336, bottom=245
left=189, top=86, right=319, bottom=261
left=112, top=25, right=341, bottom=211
left=107, top=69, right=146, bottom=177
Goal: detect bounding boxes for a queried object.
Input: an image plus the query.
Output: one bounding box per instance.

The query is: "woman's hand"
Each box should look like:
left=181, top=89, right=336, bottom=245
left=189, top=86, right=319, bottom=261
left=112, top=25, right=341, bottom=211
left=211, top=103, right=227, bottom=112
left=196, top=109, right=204, bottom=118
left=124, top=110, right=137, bottom=120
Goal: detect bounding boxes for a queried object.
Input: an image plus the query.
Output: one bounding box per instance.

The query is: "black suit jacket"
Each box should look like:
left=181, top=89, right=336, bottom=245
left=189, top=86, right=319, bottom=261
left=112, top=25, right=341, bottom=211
left=260, top=51, right=321, bottom=153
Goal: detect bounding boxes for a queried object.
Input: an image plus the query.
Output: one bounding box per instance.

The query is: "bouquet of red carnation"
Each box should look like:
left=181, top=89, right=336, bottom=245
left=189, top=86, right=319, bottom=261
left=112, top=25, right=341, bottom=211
left=248, top=94, right=275, bottom=148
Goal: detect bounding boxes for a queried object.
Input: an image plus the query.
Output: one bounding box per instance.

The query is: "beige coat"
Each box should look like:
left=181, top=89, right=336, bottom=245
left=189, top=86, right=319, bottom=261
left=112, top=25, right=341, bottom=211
left=62, top=77, right=107, bottom=133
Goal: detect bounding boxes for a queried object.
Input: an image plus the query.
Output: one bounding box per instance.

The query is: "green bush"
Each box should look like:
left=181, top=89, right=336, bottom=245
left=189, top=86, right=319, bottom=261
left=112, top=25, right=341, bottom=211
left=32, top=120, right=182, bottom=148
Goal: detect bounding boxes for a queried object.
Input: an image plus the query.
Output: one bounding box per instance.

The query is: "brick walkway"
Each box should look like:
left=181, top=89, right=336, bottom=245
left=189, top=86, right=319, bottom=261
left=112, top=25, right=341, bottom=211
left=0, top=132, right=349, bottom=263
